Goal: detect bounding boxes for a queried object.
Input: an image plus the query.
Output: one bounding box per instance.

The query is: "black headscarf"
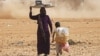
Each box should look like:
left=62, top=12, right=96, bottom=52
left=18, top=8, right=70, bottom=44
left=55, top=22, right=60, bottom=28
left=40, top=7, right=46, bottom=17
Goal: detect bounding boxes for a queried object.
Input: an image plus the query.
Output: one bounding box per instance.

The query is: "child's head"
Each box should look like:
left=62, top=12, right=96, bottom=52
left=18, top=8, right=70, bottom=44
left=55, top=22, right=60, bottom=28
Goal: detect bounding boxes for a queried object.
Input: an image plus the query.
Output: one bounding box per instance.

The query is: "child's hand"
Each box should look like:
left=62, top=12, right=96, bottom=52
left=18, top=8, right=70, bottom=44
left=52, top=39, right=54, bottom=43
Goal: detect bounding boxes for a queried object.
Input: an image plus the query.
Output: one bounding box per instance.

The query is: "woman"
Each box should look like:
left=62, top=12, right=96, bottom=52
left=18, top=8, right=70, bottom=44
left=29, top=6, right=52, bottom=56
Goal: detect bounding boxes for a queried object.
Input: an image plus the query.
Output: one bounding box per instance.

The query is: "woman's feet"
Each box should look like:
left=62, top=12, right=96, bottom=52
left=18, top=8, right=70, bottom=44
left=37, top=54, right=48, bottom=56
left=37, top=54, right=40, bottom=56
left=44, top=54, right=48, bottom=56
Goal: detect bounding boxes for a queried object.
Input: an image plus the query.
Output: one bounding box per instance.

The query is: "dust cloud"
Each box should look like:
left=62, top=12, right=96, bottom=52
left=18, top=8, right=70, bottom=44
left=0, top=0, right=30, bottom=19
left=48, top=0, right=100, bottom=18
left=0, top=0, right=100, bottom=19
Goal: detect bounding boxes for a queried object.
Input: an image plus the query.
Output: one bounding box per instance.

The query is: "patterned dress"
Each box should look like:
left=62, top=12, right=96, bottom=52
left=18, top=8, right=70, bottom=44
left=29, top=12, right=52, bottom=54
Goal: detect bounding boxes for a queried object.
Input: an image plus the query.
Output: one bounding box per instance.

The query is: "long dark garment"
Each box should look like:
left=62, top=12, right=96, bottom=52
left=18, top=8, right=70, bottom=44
left=29, top=12, right=52, bottom=54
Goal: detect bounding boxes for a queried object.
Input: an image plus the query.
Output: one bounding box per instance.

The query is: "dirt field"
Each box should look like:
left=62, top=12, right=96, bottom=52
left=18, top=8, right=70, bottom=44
left=0, top=18, right=100, bottom=56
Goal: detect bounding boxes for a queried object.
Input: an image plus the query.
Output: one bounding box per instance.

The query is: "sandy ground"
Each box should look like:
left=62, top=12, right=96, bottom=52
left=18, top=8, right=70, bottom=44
left=0, top=18, right=100, bottom=56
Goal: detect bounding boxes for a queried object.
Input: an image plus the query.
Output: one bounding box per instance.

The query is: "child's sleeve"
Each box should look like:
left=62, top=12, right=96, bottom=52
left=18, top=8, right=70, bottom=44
left=64, top=28, right=69, bottom=36
left=67, top=28, right=69, bottom=36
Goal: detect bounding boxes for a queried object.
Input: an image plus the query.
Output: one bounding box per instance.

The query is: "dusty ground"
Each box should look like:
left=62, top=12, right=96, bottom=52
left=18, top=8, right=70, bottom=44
left=0, top=18, right=100, bottom=56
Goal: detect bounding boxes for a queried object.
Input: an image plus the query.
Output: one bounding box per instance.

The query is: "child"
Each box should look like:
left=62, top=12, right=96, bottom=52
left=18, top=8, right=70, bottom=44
left=52, top=22, right=69, bottom=56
